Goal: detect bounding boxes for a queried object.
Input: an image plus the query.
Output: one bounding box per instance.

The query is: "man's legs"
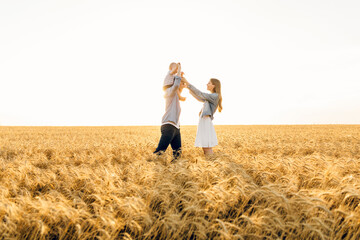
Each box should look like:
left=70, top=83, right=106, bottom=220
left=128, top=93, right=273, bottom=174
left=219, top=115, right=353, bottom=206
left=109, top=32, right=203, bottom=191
left=154, top=124, right=176, bottom=155
left=170, top=128, right=182, bottom=161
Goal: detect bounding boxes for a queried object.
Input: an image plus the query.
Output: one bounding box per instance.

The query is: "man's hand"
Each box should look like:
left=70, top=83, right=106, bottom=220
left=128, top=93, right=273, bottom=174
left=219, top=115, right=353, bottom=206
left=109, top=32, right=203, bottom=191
left=176, top=63, right=181, bottom=76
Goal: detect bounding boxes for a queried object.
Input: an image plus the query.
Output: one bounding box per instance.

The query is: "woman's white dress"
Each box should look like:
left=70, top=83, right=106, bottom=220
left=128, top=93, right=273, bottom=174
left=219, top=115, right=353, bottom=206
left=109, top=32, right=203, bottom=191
left=195, top=115, right=218, bottom=148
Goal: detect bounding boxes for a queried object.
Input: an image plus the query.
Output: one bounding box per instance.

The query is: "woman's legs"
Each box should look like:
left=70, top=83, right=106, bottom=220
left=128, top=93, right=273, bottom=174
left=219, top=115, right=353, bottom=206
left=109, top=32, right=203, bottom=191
left=195, top=116, right=217, bottom=157
left=202, top=147, right=213, bottom=155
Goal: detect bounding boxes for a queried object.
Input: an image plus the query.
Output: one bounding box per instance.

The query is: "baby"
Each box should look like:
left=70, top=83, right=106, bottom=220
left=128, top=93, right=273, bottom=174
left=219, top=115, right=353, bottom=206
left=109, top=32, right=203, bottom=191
left=167, top=62, right=186, bottom=101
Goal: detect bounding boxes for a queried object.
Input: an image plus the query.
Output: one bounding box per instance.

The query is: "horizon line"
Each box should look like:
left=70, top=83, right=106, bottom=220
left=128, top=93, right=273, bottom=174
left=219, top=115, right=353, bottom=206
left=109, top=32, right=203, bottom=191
left=1, top=123, right=360, bottom=127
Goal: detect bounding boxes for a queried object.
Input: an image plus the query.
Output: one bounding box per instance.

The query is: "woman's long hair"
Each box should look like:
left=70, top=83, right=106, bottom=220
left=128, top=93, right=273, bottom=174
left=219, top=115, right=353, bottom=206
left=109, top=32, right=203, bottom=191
left=210, top=78, right=222, bottom=112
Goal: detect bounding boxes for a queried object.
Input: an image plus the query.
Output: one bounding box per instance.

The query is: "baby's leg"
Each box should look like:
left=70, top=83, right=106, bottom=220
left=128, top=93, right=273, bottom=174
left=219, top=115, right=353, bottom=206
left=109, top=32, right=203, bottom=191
left=178, top=89, right=186, bottom=101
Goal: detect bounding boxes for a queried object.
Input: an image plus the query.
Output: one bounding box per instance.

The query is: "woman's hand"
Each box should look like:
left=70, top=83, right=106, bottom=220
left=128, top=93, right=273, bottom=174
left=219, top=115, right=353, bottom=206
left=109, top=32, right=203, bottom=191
left=180, top=81, right=187, bottom=90
left=181, top=76, right=189, bottom=86
left=180, top=72, right=188, bottom=87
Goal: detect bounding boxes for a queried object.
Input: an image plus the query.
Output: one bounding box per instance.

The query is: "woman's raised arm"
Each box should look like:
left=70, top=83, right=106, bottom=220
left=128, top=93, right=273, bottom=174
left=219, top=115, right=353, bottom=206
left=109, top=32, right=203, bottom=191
left=184, top=79, right=218, bottom=104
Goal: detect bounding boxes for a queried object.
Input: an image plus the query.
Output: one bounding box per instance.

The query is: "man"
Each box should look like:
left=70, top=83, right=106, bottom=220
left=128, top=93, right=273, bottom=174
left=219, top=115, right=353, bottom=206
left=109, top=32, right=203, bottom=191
left=153, top=63, right=186, bottom=162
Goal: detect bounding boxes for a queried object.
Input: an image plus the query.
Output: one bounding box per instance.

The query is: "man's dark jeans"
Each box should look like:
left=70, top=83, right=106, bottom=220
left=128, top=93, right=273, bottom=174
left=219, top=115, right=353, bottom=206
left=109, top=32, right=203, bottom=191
left=154, top=124, right=182, bottom=159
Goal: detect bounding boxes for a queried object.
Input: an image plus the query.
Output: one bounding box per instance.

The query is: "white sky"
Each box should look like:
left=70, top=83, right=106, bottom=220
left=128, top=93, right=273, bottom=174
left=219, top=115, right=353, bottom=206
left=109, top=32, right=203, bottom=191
left=1, top=0, right=359, bottom=126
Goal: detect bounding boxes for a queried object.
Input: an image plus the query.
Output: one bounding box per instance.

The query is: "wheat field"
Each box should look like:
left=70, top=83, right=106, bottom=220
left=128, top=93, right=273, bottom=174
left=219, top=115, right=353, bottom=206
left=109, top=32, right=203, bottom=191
left=0, top=125, right=360, bottom=239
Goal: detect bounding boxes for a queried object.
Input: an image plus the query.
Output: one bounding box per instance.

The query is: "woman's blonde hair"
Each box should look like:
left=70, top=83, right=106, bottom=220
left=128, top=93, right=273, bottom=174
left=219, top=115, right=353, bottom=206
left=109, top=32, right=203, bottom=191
left=210, top=78, right=222, bottom=112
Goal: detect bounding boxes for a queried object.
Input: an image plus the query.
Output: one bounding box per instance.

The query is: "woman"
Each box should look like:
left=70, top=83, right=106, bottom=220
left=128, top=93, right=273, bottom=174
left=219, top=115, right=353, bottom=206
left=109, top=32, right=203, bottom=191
left=182, top=77, right=223, bottom=156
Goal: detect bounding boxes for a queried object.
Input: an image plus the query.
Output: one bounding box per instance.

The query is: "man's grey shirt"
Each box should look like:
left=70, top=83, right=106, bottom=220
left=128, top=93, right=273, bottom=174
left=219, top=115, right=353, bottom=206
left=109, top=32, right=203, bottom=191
left=161, top=76, right=182, bottom=127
